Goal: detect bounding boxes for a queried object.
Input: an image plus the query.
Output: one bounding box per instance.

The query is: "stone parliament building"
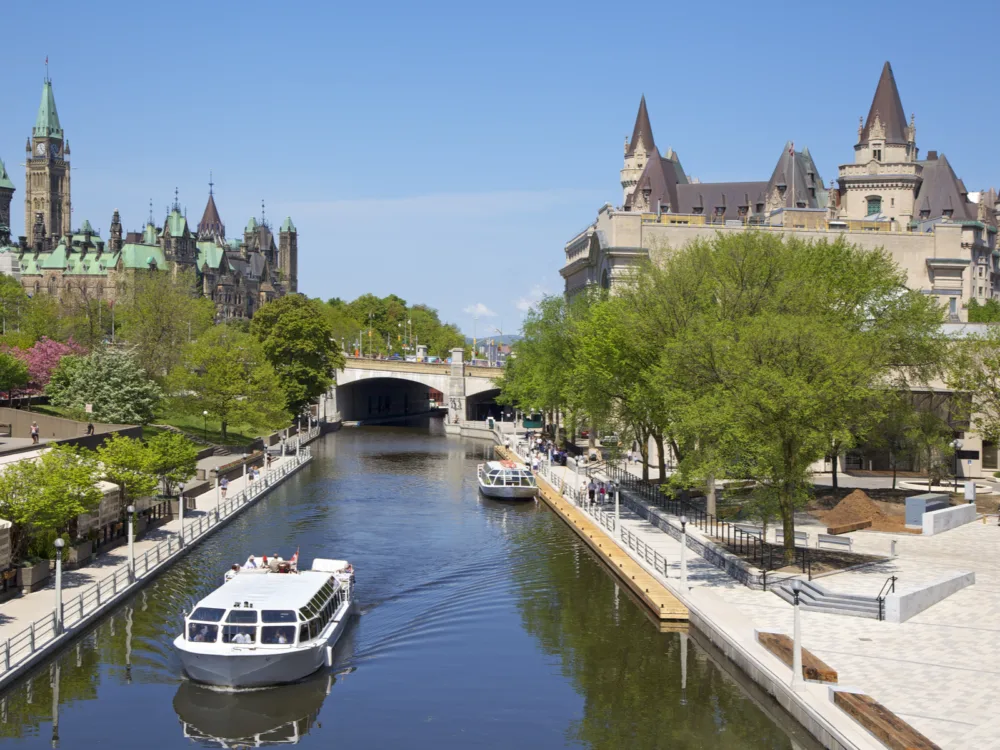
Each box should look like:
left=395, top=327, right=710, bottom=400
left=563, top=62, right=999, bottom=322
left=0, top=77, right=298, bottom=320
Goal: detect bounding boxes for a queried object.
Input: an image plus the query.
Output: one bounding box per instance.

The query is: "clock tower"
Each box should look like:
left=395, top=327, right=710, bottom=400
left=24, top=77, right=70, bottom=248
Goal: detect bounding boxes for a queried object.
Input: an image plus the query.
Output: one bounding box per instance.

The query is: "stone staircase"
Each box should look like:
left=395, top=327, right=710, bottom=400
left=772, top=579, right=882, bottom=619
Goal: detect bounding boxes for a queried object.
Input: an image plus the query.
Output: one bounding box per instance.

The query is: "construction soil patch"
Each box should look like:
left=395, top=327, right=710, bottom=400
left=811, top=489, right=919, bottom=534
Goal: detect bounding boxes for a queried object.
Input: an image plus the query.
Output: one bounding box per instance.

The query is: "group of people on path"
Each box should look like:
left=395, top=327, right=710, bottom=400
left=586, top=478, right=618, bottom=505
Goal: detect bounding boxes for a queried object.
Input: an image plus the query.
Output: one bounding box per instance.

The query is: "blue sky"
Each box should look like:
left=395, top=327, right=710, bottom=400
left=3, top=0, right=999, bottom=335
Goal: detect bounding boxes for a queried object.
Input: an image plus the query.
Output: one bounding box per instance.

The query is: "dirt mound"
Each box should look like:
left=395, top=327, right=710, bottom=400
left=822, top=489, right=888, bottom=528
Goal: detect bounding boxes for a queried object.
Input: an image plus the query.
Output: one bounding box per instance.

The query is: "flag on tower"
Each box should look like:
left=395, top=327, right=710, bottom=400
left=788, top=141, right=794, bottom=156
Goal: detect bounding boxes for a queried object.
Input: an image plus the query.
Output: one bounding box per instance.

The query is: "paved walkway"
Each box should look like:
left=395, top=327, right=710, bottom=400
left=521, top=445, right=1000, bottom=750
left=0, top=453, right=299, bottom=644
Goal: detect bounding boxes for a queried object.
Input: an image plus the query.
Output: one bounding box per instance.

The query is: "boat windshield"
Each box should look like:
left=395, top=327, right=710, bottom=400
left=190, top=607, right=225, bottom=622
left=261, top=625, right=295, bottom=644
left=261, top=610, right=297, bottom=623
left=226, top=609, right=258, bottom=624
left=222, top=625, right=257, bottom=644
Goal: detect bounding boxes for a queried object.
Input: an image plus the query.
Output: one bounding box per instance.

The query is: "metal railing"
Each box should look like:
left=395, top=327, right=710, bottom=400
left=876, top=575, right=897, bottom=621
left=0, top=448, right=313, bottom=681
left=605, top=465, right=813, bottom=581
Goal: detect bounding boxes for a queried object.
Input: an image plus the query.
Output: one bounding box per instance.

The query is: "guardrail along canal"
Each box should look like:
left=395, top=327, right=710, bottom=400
left=0, top=425, right=810, bottom=749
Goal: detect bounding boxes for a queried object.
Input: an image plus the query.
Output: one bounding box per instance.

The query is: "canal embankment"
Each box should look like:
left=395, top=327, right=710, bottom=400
left=502, top=443, right=889, bottom=750
left=0, top=443, right=316, bottom=691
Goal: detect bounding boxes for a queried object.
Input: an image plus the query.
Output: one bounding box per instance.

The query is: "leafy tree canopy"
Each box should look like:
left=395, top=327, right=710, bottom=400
left=146, top=431, right=200, bottom=496
left=47, top=348, right=162, bottom=424
left=169, top=325, right=288, bottom=441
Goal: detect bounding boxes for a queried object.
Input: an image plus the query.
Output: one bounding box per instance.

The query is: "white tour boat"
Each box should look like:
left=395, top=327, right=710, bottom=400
left=174, top=554, right=355, bottom=688
left=477, top=460, right=538, bottom=500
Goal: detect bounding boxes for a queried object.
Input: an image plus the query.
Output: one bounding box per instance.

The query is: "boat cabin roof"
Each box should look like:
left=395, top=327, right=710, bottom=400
left=485, top=461, right=530, bottom=473
left=196, top=570, right=335, bottom=611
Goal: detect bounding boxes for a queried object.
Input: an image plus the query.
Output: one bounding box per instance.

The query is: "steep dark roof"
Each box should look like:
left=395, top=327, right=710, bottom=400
left=913, top=154, right=977, bottom=221
left=625, top=96, right=656, bottom=158
left=197, top=192, right=225, bottom=240
left=675, top=182, right=768, bottom=222
left=625, top=153, right=682, bottom=212
left=766, top=142, right=826, bottom=208
left=860, top=62, right=909, bottom=145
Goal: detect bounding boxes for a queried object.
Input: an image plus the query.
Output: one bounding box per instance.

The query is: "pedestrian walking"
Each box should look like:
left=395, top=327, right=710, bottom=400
left=587, top=479, right=596, bottom=503
left=599, top=481, right=607, bottom=504
left=86, top=422, right=95, bottom=436
left=220, top=477, right=228, bottom=498
left=30, top=421, right=39, bottom=444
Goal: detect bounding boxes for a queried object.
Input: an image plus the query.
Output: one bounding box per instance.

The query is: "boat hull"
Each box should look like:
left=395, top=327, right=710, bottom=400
left=478, top=483, right=538, bottom=500
left=175, top=601, right=353, bottom=688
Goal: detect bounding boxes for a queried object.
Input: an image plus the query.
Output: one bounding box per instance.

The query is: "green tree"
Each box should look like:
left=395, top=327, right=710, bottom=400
left=250, top=294, right=344, bottom=413
left=147, top=431, right=199, bottom=496
left=658, top=233, right=943, bottom=560
left=116, top=269, right=215, bottom=379
left=0, top=351, right=29, bottom=401
left=47, top=349, right=162, bottom=424
left=0, top=445, right=102, bottom=561
left=948, top=324, right=1000, bottom=443
left=21, top=294, right=61, bottom=342
left=169, top=326, right=288, bottom=441
left=95, top=433, right=159, bottom=511
left=967, top=298, right=1000, bottom=323
left=0, top=275, right=28, bottom=336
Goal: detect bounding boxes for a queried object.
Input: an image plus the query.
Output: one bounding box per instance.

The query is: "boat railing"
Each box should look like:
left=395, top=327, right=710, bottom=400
left=0, top=447, right=315, bottom=685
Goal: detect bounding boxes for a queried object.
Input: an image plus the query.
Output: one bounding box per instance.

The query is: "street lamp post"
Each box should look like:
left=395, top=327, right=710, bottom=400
left=203, top=410, right=208, bottom=442
left=792, top=588, right=804, bottom=691
left=127, top=505, right=136, bottom=582
left=178, top=483, right=185, bottom=548
left=53, top=538, right=64, bottom=634
left=679, top=515, right=688, bottom=590
left=242, top=453, right=247, bottom=483
left=952, top=438, right=962, bottom=492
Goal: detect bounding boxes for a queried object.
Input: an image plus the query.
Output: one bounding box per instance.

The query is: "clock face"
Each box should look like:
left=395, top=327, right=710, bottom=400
left=35, top=142, right=45, bottom=156
left=49, top=143, right=60, bottom=157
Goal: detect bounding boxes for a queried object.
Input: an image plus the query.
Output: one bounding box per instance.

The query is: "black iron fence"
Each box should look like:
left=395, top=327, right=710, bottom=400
left=606, top=465, right=813, bottom=581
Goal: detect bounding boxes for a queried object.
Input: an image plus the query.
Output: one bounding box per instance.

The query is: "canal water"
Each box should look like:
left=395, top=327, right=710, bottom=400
left=0, top=426, right=813, bottom=749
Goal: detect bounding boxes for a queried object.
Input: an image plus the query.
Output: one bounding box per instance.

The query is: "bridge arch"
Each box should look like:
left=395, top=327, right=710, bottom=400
left=337, top=376, right=439, bottom=422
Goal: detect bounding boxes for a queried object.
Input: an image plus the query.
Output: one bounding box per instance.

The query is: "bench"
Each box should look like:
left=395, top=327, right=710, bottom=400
left=774, top=529, right=809, bottom=546
left=734, top=524, right=763, bottom=540
left=755, top=631, right=838, bottom=683
left=834, top=691, right=942, bottom=750
left=817, top=533, right=852, bottom=552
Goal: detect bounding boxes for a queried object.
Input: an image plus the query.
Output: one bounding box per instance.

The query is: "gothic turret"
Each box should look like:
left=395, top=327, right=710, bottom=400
left=621, top=96, right=658, bottom=204
left=0, top=158, right=15, bottom=234
left=109, top=209, right=123, bottom=252
left=197, top=176, right=225, bottom=240
left=25, top=76, right=70, bottom=246
left=279, top=217, right=298, bottom=293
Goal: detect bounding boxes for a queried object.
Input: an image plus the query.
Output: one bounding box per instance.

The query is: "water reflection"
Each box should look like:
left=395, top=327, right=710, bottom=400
left=173, top=672, right=334, bottom=747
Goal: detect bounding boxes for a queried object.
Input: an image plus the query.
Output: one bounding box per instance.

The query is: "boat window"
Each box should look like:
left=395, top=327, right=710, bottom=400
left=261, top=610, right=296, bottom=623
left=260, top=625, right=296, bottom=645
left=308, top=619, right=319, bottom=639
left=226, top=609, right=258, bottom=624
left=190, top=607, right=225, bottom=622
left=299, top=623, right=310, bottom=642
left=222, top=625, right=257, bottom=644
left=188, top=623, right=218, bottom=642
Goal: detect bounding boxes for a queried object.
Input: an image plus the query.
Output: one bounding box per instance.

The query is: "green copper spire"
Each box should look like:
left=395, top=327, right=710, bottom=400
left=33, top=79, right=63, bottom=139
left=280, top=216, right=296, bottom=232
left=0, top=158, right=14, bottom=191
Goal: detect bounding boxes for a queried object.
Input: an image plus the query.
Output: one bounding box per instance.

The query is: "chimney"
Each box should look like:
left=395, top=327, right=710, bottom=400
left=927, top=150, right=938, bottom=160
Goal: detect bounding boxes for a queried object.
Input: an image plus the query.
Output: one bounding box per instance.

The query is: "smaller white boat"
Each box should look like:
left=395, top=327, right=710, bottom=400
left=477, top=460, right=538, bottom=500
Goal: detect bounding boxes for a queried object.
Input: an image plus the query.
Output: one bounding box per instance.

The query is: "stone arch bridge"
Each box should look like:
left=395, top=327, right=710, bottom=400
left=325, top=350, right=501, bottom=430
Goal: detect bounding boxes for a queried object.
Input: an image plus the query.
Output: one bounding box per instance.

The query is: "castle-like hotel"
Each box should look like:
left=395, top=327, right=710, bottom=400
left=0, top=77, right=298, bottom=320
left=563, top=62, right=997, bottom=320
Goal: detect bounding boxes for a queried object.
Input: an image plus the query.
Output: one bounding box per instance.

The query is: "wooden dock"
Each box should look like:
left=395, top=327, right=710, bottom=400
left=494, top=448, right=687, bottom=623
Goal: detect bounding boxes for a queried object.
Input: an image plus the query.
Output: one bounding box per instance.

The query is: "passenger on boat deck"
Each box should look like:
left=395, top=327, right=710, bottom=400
left=262, top=555, right=269, bottom=568
left=192, top=626, right=209, bottom=642
left=245, top=555, right=257, bottom=569
left=268, top=556, right=281, bottom=572
left=224, top=564, right=239, bottom=581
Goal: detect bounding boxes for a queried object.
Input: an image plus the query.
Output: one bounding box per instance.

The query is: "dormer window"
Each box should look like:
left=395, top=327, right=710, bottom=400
left=873, top=145, right=882, bottom=161
left=692, top=207, right=703, bottom=215
left=943, top=209, right=953, bottom=218
left=920, top=209, right=930, bottom=219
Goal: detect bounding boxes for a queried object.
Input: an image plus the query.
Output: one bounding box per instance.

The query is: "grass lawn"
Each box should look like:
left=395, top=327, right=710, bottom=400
left=151, top=411, right=262, bottom=446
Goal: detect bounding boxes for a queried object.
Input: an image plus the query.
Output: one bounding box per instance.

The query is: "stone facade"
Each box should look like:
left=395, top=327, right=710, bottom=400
left=0, top=78, right=298, bottom=320
left=565, top=62, right=999, bottom=320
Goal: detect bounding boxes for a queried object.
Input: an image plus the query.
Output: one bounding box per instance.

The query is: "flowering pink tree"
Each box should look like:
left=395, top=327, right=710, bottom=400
left=5, top=337, right=87, bottom=391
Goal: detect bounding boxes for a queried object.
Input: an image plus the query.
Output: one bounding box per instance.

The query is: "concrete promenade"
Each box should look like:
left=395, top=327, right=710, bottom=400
left=517, top=444, right=1000, bottom=750
left=0, top=446, right=315, bottom=690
